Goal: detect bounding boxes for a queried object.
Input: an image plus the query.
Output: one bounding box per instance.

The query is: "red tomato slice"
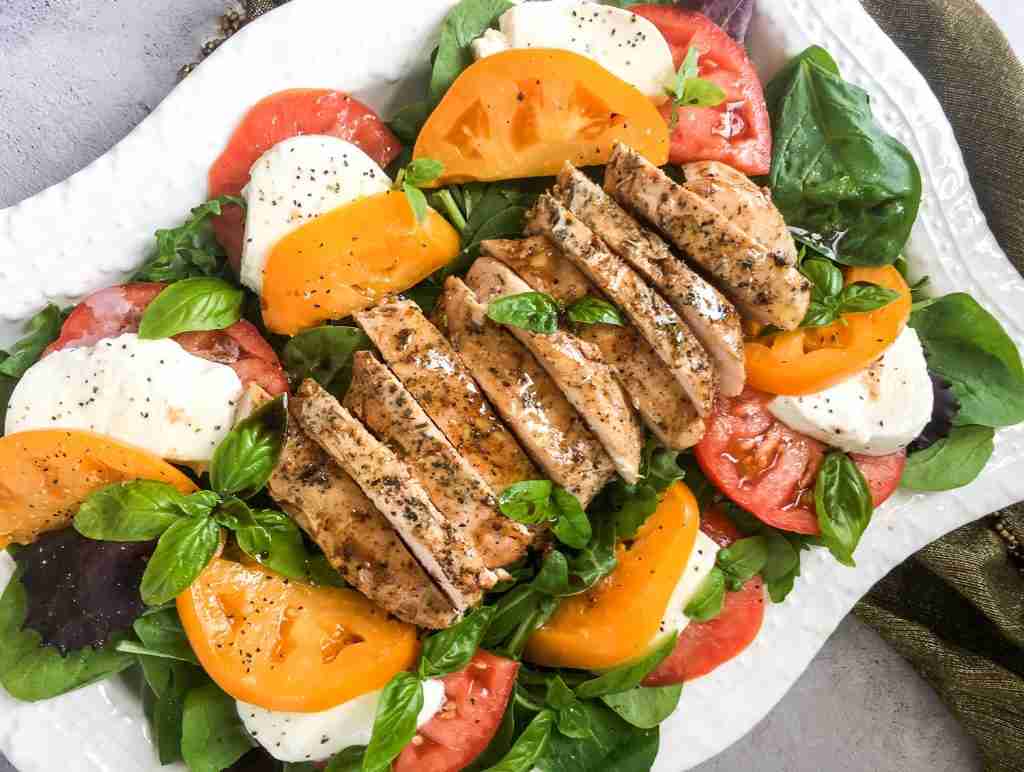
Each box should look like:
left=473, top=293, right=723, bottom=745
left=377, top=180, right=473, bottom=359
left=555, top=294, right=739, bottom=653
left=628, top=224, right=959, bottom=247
left=631, top=6, right=771, bottom=175
left=643, top=508, right=765, bottom=684
left=207, top=89, right=402, bottom=271
left=394, top=651, right=518, bottom=772
left=45, top=284, right=288, bottom=395
left=695, top=388, right=906, bottom=534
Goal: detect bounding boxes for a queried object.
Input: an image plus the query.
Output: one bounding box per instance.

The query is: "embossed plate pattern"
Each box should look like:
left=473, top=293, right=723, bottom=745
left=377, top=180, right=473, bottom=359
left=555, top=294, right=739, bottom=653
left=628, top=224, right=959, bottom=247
left=1, top=0, right=1022, bottom=770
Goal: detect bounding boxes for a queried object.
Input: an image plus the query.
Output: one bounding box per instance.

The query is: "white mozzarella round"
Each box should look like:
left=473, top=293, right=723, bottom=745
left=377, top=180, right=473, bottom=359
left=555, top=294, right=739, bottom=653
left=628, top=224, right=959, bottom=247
left=238, top=679, right=446, bottom=764
left=656, top=530, right=721, bottom=640
left=768, top=326, right=934, bottom=456
left=4, top=333, right=244, bottom=463
left=240, top=135, right=392, bottom=293
left=470, top=1, right=676, bottom=99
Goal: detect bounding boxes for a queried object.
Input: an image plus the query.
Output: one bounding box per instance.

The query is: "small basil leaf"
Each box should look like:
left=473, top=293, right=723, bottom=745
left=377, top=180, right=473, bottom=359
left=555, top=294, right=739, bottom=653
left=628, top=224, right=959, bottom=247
left=901, top=424, right=995, bottom=491
left=138, top=277, right=244, bottom=340
left=837, top=282, right=900, bottom=314
left=130, top=608, right=199, bottom=664
left=485, top=709, right=555, bottom=772
left=362, top=672, right=424, bottom=772
left=550, top=487, right=591, bottom=549
left=282, top=326, right=372, bottom=398
left=683, top=567, right=725, bottom=622
left=566, top=297, right=624, bottom=326
left=682, top=77, right=727, bottom=107
left=601, top=684, right=683, bottom=729
left=575, top=632, right=678, bottom=699
left=404, top=158, right=444, bottom=188
left=815, top=452, right=874, bottom=567
left=761, top=532, right=800, bottom=589
left=533, top=551, right=570, bottom=597
left=800, top=298, right=841, bottom=328
left=403, top=183, right=430, bottom=224
left=245, top=509, right=309, bottom=580
left=213, top=497, right=258, bottom=532
left=140, top=517, right=222, bottom=606
left=210, top=395, right=287, bottom=498
left=487, top=292, right=560, bottom=334
left=801, top=257, right=844, bottom=298
left=418, top=606, right=495, bottom=679
left=717, top=535, right=769, bottom=588
left=178, top=491, right=222, bottom=519
left=498, top=480, right=554, bottom=523
left=0, top=304, right=67, bottom=378
left=74, top=481, right=190, bottom=541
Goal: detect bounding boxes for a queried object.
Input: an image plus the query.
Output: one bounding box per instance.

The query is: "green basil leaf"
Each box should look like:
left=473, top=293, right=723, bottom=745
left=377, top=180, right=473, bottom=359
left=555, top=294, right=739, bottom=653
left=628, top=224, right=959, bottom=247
left=419, top=606, right=495, bottom=679
left=683, top=567, right=726, bottom=622
left=837, top=282, right=901, bottom=314
left=130, top=608, right=199, bottom=664
left=910, top=293, right=1024, bottom=427
left=304, top=553, right=348, bottom=588
left=236, top=507, right=310, bottom=580
left=403, top=182, right=430, bottom=224
left=800, top=298, right=841, bottom=328
left=213, top=497, right=258, bottom=531
left=761, top=531, right=801, bottom=603
left=282, top=325, right=373, bottom=398
left=0, top=372, right=16, bottom=429
left=815, top=452, right=873, bottom=567
left=566, top=297, right=625, bottom=326
left=601, top=684, right=683, bottom=729
left=0, top=304, right=67, bottom=378
left=210, top=395, right=287, bottom=498
left=575, top=632, right=678, bottom=699
left=487, top=292, right=560, bottom=335
left=902, top=425, right=995, bottom=491
left=486, top=709, right=555, bottom=772
left=498, top=480, right=554, bottom=523
left=140, top=517, right=222, bottom=606
left=133, top=196, right=243, bottom=283
left=74, top=481, right=190, bottom=541
left=717, top=535, right=769, bottom=589
left=429, top=0, right=515, bottom=103
left=178, top=490, right=222, bottom=519
left=533, top=551, right=571, bottom=597
left=138, top=277, right=244, bottom=340
left=682, top=77, right=727, bottom=107
left=181, top=683, right=256, bottom=772
left=801, top=257, right=844, bottom=298
left=405, top=158, right=444, bottom=188
left=550, top=487, right=591, bottom=549
left=362, top=672, right=424, bottom=772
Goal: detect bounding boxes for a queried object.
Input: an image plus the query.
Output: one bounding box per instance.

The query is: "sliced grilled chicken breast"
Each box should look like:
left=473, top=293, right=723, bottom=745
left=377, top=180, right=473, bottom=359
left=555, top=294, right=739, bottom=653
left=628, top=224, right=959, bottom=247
left=482, top=237, right=704, bottom=449
left=345, top=350, right=531, bottom=569
left=268, top=411, right=457, bottom=629
left=466, top=257, right=644, bottom=484
left=553, top=164, right=746, bottom=396
left=440, top=277, right=616, bottom=505
left=527, top=194, right=716, bottom=417
left=682, top=161, right=799, bottom=270
left=293, top=379, right=495, bottom=611
left=354, top=299, right=538, bottom=491
left=605, top=143, right=810, bottom=331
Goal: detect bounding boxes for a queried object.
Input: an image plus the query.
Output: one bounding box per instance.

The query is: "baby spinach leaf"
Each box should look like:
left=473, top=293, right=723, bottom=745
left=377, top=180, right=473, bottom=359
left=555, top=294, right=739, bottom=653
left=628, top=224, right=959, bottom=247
left=362, top=672, right=424, bottom=772
left=429, top=0, right=515, bottom=103
left=575, top=633, right=678, bottom=699
left=683, top=567, right=726, bottom=622
left=601, top=684, right=683, bottom=730
left=567, top=510, right=618, bottom=594
left=484, top=586, right=543, bottom=649
left=140, top=517, right=222, bottom=606
left=533, top=551, right=571, bottom=597
left=141, top=656, right=207, bottom=764
left=488, top=292, right=560, bottom=334
left=181, top=682, right=256, bottom=772
left=210, top=395, right=287, bottom=499
left=535, top=701, right=660, bottom=772
left=419, top=606, right=495, bottom=679
left=138, top=277, right=244, bottom=340
left=0, top=304, right=67, bottom=378
left=815, top=452, right=873, bottom=567
left=487, top=709, right=555, bottom=772
left=129, top=608, right=198, bottom=664
left=761, top=531, right=803, bottom=603
left=566, top=296, right=625, bottom=327
left=550, top=488, right=592, bottom=549
left=902, top=425, right=995, bottom=491
left=73, top=481, right=191, bottom=542
left=498, top=481, right=555, bottom=523
left=282, top=325, right=373, bottom=398
left=132, top=196, right=243, bottom=283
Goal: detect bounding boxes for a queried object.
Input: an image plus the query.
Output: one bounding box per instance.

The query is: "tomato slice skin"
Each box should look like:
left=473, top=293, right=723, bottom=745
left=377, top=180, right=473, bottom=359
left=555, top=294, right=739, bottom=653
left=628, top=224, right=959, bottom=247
left=632, top=6, right=771, bottom=175
left=393, top=651, right=518, bottom=772
left=644, top=508, right=765, bottom=684
left=695, top=387, right=907, bottom=535
left=208, top=89, right=402, bottom=271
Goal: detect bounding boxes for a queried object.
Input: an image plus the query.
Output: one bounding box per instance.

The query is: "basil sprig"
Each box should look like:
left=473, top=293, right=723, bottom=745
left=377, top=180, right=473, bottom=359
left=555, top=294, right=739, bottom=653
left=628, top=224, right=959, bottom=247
left=138, top=277, right=244, bottom=340
left=815, top=452, right=874, bottom=566
left=800, top=256, right=899, bottom=327
left=665, top=46, right=727, bottom=129
left=140, top=517, right=223, bottom=606
left=0, top=304, right=67, bottom=378
left=487, top=292, right=625, bottom=335
left=394, top=158, right=444, bottom=223
left=210, top=396, right=287, bottom=498
left=565, top=296, right=624, bottom=327
left=498, top=482, right=591, bottom=549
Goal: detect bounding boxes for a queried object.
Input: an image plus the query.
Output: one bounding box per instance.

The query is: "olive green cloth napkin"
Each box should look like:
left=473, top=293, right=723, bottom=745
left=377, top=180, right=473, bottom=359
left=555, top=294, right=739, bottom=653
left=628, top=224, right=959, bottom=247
left=216, top=2, right=1024, bottom=769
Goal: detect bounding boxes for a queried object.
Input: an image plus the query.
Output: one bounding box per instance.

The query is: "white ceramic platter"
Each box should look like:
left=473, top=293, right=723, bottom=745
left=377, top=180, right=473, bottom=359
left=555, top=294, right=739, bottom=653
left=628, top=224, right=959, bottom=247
left=2, top=0, right=1023, bottom=769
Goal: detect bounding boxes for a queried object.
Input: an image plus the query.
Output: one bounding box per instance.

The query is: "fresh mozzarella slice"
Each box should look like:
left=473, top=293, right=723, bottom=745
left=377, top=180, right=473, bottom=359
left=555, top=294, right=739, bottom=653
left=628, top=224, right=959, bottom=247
left=4, top=333, right=243, bottom=463
left=240, top=135, right=392, bottom=292
left=238, top=679, right=446, bottom=763
left=656, top=531, right=720, bottom=639
left=470, top=1, right=676, bottom=99
left=768, top=326, right=934, bottom=456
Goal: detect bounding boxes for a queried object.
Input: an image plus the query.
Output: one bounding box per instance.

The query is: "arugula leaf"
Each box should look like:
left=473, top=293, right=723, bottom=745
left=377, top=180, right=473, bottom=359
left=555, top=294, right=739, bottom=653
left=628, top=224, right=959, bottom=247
left=73, top=481, right=195, bottom=542
left=487, top=709, right=555, bottom=772
left=419, top=606, right=495, bottom=679
left=362, top=672, right=424, bottom=772
left=140, top=516, right=222, bottom=606
left=766, top=46, right=921, bottom=266
left=717, top=535, right=769, bottom=591
left=138, top=277, right=244, bottom=339
left=282, top=325, right=373, bottom=398
left=181, top=682, right=256, bottom=772
left=902, top=425, right=995, bottom=491
left=566, top=297, right=624, bottom=327
left=683, top=567, right=726, bottom=621
left=210, top=395, right=287, bottom=498
left=0, top=304, right=67, bottom=378
left=815, top=452, right=873, bottom=566
left=132, top=196, right=243, bottom=283
left=429, top=0, right=515, bottom=103
left=601, top=684, right=682, bottom=730
left=910, top=293, right=1024, bottom=427
left=488, top=292, right=560, bottom=334
left=575, top=633, right=678, bottom=699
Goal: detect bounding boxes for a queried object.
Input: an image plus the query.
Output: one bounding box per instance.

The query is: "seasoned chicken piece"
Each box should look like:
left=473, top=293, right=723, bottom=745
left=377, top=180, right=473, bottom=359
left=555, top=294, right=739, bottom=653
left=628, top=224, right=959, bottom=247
left=440, top=277, right=615, bottom=505
left=345, top=351, right=531, bottom=569
left=482, top=237, right=704, bottom=449
left=293, top=379, right=495, bottom=611
left=354, top=299, right=538, bottom=492
left=268, top=409, right=457, bottom=629
left=527, top=194, right=716, bottom=417
left=605, top=143, right=810, bottom=331
left=682, top=161, right=799, bottom=270
left=466, top=257, right=643, bottom=483
left=553, top=164, right=746, bottom=396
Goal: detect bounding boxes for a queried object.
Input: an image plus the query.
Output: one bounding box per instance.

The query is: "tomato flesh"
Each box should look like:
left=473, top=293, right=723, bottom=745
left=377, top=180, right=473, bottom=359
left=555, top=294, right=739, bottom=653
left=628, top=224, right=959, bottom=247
left=696, top=387, right=907, bottom=534
left=394, top=651, right=518, bottom=772
left=208, top=89, right=402, bottom=271
left=644, top=508, right=765, bottom=684
left=632, top=6, right=771, bottom=175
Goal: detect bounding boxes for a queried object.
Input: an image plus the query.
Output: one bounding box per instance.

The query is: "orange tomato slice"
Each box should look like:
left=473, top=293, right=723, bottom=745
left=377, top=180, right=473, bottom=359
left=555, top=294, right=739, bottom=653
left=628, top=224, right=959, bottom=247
left=0, top=430, right=197, bottom=549
left=178, top=558, right=419, bottom=712
left=413, top=49, right=670, bottom=185
left=745, top=265, right=912, bottom=396
left=261, top=190, right=459, bottom=335
left=524, top=481, right=700, bottom=671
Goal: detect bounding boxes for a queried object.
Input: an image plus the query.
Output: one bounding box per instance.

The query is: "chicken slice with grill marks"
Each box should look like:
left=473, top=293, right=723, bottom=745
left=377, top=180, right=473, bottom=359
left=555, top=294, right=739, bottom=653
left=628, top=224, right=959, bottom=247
left=553, top=164, right=746, bottom=396
left=466, top=256, right=643, bottom=483
left=440, top=276, right=616, bottom=505
left=344, top=350, right=531, bottom=569
left=268, top=407, right=457, bottom=629
left=292, top=379, right=496, bottom=612
left=605, top=143, right=810, bottom=331
left=482, top=237, right=704, bottom=450
left=527, top=194, right=716, bottom=417
left=354, top=299, right=538, bottom=492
